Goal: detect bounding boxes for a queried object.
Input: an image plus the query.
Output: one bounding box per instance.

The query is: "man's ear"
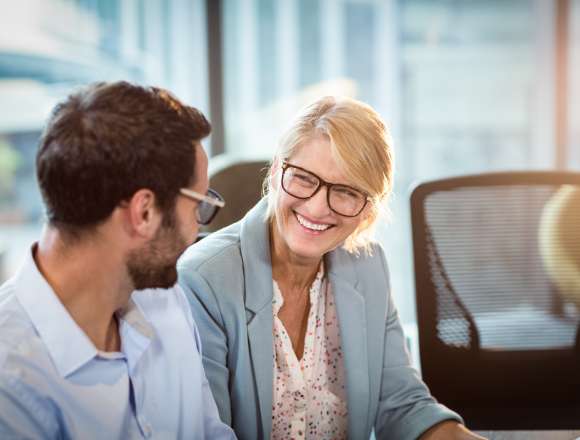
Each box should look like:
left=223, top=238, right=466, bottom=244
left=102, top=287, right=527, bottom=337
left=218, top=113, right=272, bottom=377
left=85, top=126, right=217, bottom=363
left=126, top=189, right=161, bottom=239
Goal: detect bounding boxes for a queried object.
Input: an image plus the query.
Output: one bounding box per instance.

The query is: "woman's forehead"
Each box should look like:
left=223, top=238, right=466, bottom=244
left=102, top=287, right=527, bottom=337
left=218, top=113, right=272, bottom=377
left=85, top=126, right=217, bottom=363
left=288, top=138, right=353, bottom=185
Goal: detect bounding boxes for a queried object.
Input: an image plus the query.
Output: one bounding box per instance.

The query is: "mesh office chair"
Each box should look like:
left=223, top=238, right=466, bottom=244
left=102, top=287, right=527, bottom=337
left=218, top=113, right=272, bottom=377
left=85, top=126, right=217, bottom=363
left=411, top=172, right=580, bottom=430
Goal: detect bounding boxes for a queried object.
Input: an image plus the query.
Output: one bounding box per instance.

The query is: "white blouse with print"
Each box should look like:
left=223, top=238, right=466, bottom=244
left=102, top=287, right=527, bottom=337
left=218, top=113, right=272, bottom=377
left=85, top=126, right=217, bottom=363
left=271, top=265, right=348, bottom=440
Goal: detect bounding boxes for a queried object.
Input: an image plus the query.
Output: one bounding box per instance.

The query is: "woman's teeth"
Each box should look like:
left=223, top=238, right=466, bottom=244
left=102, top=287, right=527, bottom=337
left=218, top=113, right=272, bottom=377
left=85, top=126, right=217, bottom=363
left=296, top=213, right=331, bottom=231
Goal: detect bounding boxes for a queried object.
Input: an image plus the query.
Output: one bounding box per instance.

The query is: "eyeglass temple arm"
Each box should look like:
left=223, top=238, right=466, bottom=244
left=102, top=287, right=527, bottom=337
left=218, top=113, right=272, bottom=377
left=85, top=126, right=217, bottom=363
left=179, top=188, right=225, bottom=208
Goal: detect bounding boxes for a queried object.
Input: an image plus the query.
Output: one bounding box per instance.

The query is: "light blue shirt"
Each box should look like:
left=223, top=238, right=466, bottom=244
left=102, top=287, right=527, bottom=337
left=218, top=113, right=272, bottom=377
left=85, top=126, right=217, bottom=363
left=0, top=246, right=236, bottom=440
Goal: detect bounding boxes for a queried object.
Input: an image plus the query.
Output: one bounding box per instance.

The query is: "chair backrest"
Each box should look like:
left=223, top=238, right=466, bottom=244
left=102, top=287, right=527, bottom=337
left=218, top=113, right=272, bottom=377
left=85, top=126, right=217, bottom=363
left=203, top=154, right=270, bottom=233
left=411, top=171, right=580, bottom=430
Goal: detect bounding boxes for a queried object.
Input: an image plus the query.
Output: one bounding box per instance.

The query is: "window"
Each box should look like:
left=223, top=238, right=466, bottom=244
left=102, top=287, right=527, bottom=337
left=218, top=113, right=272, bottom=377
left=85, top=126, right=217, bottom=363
left=0, top=0, right=208, bottom=279
left=219, top=0, right=570, bottom=323
left=1, top=1, right=576, bottom=329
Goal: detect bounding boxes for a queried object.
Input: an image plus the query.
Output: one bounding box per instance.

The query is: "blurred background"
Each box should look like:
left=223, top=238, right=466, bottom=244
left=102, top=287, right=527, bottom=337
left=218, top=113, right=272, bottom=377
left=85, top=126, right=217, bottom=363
left=0, top=0, right=578, bottom=326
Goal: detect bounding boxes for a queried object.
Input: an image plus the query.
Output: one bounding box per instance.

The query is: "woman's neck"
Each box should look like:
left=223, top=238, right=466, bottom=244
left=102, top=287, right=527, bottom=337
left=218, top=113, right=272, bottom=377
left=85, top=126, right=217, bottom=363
left=270, top=222, right=322, bottom=293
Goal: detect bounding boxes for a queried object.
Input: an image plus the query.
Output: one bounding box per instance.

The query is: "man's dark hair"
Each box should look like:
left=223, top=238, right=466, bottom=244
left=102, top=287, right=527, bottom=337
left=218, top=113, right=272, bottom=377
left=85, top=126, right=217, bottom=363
left=36, top=81, right=210, bottom=234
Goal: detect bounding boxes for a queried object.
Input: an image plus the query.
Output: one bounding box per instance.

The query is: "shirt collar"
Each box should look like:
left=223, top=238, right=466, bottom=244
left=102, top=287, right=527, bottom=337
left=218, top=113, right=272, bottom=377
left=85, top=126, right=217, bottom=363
left=117, top=297, right=155, bottom=375
left=14, top=244, right=98, bottom=378
left=117, top=298, right=154, bottom=340
left=14, top=244, right=156, bottom=378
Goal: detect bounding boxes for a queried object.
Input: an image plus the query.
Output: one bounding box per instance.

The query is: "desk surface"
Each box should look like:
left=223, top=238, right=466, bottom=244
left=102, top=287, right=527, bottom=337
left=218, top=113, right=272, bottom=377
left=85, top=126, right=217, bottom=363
left=477, top=431, right=580, bottom=439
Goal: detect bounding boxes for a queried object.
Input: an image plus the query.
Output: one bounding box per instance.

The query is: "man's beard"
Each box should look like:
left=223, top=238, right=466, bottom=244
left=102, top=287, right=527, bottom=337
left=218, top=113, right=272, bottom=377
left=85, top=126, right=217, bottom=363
left=126, top=215, right=188, bottom=290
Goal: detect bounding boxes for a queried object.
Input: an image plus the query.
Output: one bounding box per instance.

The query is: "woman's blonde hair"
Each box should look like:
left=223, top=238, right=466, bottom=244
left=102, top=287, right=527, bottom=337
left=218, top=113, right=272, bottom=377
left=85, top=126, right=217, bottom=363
left=263, top=96, right=394, bottom=254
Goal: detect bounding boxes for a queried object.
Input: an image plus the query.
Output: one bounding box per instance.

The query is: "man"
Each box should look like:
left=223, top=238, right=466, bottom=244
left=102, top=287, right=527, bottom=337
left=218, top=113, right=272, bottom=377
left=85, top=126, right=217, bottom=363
left=0, top=82, right=234, bottom=439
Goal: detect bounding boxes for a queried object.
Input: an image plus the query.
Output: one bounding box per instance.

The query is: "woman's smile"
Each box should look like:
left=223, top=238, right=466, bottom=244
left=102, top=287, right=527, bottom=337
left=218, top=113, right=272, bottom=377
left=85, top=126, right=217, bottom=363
left=294, top=211, right=334, bottom=233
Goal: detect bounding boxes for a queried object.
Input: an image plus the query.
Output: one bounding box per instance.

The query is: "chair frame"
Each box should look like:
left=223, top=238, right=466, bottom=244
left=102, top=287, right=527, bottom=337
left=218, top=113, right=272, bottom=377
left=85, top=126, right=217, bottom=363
left=411, top=171, right=580, bottom=430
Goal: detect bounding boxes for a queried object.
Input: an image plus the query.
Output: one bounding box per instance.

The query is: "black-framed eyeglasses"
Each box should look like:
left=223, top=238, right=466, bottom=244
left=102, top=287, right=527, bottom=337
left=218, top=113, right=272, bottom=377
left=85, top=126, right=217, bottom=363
left=179, top=187, right=225, bottom=225
left=281, top=161, right=369, bottom=217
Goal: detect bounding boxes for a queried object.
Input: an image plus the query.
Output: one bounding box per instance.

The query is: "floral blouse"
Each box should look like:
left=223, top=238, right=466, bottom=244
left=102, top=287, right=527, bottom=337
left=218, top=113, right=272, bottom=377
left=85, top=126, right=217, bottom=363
left=271, top=265, right=348, bottom=440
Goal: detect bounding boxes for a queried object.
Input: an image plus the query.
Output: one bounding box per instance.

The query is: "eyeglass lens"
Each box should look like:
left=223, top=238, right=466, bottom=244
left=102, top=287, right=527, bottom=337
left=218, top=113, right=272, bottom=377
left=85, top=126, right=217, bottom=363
left=197, top=189, right=223, bottom=225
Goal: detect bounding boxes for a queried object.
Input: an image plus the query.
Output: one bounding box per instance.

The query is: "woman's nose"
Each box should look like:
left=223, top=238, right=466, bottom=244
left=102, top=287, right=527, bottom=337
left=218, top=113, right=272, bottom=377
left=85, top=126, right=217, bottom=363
left=305, top=184, right=332, bottom=217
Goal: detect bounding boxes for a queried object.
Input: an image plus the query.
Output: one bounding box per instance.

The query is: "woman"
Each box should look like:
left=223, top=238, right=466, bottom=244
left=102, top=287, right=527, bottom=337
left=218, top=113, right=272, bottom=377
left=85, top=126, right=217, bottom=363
left=178, top=97, right=482, bottom=440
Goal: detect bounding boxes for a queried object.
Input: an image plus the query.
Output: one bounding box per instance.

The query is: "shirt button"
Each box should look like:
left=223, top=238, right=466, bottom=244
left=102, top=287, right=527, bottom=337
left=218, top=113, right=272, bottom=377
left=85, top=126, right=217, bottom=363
left=143, top=424, right=152, bottom=438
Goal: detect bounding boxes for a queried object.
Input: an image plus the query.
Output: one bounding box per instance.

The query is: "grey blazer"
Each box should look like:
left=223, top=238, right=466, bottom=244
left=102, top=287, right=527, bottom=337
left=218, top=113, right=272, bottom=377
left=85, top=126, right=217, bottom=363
left=178, top=199, right=461, bottom=440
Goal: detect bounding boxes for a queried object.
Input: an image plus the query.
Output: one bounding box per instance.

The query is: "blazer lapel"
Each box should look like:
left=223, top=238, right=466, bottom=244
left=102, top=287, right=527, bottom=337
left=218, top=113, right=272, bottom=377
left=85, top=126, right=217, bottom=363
left=240, top=199, right=275, bottom=437
left=327, top=251, right=370, bottom=440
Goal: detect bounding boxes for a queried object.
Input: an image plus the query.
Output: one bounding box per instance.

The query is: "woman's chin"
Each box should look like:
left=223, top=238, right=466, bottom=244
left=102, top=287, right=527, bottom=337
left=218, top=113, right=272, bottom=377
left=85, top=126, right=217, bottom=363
left=284, top=236, right=331, bottom=261
left=273, top=213, right=342, bottom=262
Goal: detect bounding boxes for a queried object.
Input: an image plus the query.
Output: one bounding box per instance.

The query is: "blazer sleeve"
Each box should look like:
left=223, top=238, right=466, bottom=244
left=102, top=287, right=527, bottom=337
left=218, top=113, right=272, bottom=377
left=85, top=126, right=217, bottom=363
left=178, top=269, right=233, bottom=426
left=373, top=246, right=463, bottom=440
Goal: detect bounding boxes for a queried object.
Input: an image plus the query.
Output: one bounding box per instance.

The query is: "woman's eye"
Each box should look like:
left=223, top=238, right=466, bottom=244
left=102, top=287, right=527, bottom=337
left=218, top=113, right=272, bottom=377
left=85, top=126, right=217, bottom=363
left=294, top=172, right=316, bottom=185
left=334, top=187, right=358, bottom=198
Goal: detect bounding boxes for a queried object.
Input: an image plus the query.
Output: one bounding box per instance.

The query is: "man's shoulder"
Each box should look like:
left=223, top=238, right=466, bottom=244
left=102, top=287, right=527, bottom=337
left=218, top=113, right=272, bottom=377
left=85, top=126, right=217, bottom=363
left=0, top=287, right=53, bottom=388
left=0, top=284, right=36, bottom=352
left=0, top=274, right=18, bottom=307
left=130, top=285, right=192, bottom=322
left=130, top=286, right=206, bottom=363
